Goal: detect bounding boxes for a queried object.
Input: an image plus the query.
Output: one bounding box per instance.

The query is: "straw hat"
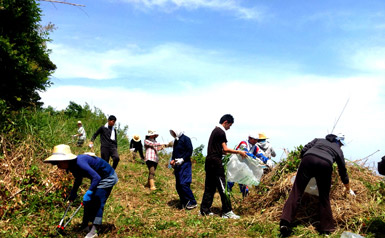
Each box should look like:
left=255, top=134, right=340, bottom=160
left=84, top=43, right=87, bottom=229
left=133, top=134, right=141, bottom=142
left=258, top=133, right=269, bottom=140
left=146, top=130, right=158, bottom=137
left=77, top=121, right=82, bottom=124
left=44, top=144, right=77, bottom=163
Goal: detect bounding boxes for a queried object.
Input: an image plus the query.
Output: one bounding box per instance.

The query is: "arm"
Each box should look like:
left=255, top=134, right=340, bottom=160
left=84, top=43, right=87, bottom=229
left=90, top=126, right=103, bottom=142
left=68, top=176, right=83, bottom=201
left=77, top=158, right=102, bottom=191
left=222, top=142, right=247, bottom=158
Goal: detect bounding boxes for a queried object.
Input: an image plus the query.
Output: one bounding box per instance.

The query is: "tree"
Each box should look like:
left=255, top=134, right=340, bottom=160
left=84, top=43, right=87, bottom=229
left=0, top=0, right=56, bottom=109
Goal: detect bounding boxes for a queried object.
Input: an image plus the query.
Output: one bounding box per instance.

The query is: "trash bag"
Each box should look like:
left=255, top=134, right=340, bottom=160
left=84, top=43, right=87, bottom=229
left=378, top=156, right=385, bottom=175
left=290, top=176, right=319, bottom=196
left=226, top=154, right=265, bottom=186
left=340, top=231, right=365, bottom=238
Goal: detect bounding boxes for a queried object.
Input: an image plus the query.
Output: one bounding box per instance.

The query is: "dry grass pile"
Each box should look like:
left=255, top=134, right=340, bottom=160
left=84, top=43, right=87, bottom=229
left=0, top=135, right=72, bottom=218
left=243, top=155, right=385, bottom=233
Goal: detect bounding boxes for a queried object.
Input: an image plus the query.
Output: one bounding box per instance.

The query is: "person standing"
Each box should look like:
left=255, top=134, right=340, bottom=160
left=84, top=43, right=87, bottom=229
left=144, top=130, right=171, bottom=191
left=130, top=134, right=144, bottom=162
left=280, top=133, right=355, bottom=236
left=200, top=114, right=247, bottom=219
left=89, top=115, right=120, bottom=170
left=73, top=121, right=86, bottom=147
left=170, top=129, right=197, bottom=210
left=44, top=144, right=118, bottom=238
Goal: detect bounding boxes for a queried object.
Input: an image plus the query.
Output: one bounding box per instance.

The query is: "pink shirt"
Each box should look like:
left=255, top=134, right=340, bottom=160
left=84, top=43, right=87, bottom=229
left=144, top=139, right=163, bottom=163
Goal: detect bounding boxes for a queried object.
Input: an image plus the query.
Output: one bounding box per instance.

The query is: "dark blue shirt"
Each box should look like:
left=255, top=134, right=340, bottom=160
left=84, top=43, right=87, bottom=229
left=69, top=154, right=115, bottom=197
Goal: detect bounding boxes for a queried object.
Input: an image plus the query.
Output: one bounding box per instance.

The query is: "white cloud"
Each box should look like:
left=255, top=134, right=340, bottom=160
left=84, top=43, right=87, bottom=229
left=120, top=0, right=264, bottom=20
left=40, top=76, right=385, bottom=164
left=350, top=47, right=385, bottom=72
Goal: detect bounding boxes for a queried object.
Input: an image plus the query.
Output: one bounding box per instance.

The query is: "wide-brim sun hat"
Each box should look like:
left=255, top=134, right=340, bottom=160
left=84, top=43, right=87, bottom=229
left=77, top=120, right=82, bottom=124
left=44, top=144, right=77, bottom=163
left=133, top=134, right=141, bottom=142
left=258, top=133, right=269, bottom=140
left=146, top=130, right=158, bottom=137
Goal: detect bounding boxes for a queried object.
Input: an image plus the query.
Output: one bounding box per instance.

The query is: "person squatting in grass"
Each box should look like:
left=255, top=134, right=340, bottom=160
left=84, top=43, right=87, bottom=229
left=129, top=134, right=145, bottom=163
left=200, top=114, right=247, bottom=219
left=44, top=144, right=118, bottom=238
left=89, top=115, right=120, bottom=169
left=169, top=129, right=198, bottom=210
left=280, top=133, right=355, bottom=237
left=144, top=130, right=172, bottom=190
left=227, top=132, right=274, bottom=197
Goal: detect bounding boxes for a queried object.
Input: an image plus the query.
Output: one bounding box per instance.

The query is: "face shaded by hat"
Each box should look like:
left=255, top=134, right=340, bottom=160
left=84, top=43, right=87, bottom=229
left=44, top=144, right=77, bottom=163
left=133, top=134, right=141, bottom=142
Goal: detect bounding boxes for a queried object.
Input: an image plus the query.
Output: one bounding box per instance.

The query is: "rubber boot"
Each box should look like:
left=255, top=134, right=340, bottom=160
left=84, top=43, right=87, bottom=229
left=149, top=179, right=156, bottom=191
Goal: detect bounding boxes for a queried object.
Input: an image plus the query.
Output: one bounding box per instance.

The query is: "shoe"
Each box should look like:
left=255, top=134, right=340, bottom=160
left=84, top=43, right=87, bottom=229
left=84, top=232, right=98, bottom=238
left=149, top=179, right=156, bottom=190
left=186, top=203, right=197, bottom=210
left=200, top=211, right=214, bottom=216
left=280, top=225, right=290, bottom=237
left=222, top=210, right=240, bottom=219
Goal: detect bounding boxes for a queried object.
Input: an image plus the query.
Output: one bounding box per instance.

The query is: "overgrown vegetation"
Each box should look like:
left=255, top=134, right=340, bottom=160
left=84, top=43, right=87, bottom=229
left=0, top=101, right=384, bottom=237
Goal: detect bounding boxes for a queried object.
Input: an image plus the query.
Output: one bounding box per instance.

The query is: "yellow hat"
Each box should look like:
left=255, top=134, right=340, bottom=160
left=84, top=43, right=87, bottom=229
left=133, top=134, right=141, bottom=142
left=258, top=133, right=269, bottom=140
left=44, top=144, right=77, bottom=163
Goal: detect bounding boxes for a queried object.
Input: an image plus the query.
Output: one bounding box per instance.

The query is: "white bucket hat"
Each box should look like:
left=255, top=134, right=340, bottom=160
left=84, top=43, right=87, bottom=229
left=146, top=130, right=158, bottom=137
left=44, top=144, right=77, bottom=163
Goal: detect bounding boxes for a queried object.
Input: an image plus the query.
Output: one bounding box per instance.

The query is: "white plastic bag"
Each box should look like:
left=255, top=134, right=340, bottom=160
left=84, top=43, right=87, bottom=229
left=340, top=231, right=365, bottom=238
left=226, top=154, right=265, bottom=186
left=290, top=176, right=319, bottom=196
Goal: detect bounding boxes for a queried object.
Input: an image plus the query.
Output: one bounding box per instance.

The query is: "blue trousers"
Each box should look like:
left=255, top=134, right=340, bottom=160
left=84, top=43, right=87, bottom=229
left=174, top=161, right=196, bottom=206
left=227, top=182, right=248, bottom=196
left=83, top=186, right=113, bottom=225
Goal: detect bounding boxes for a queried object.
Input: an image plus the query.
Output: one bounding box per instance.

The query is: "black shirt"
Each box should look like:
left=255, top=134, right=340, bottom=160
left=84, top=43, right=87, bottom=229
left=205, top=126, right=227, bottom=172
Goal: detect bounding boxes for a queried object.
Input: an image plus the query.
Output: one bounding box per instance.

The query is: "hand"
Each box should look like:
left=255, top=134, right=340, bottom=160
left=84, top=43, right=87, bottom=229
left=238, top=150, right=247, bottom=158
left=349, top=188, right=356, bottom=196
left=88, top=142, right=94, bottom=148
left=175, top=158, right=184, bottom=165
left=83, top=190, right=93, bottom=204
left=266, top=159, right=274, bottom=168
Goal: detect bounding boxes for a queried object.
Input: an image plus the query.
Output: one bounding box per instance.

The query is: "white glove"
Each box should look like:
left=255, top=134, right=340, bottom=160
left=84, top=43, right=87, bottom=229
left=175, top=158, right=184, bottom=166
left=349, top=189, right=356, bottom=196
left=266, top=159, right=274, bottom=168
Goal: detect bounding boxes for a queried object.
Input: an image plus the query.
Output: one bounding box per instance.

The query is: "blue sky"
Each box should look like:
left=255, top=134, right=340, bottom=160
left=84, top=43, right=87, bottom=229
left=39, top=0, right=385, bottom=167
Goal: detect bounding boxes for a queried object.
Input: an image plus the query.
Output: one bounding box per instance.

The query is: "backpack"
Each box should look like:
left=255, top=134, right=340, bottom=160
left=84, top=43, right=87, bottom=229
left=378, top=156, right=385, bottom=175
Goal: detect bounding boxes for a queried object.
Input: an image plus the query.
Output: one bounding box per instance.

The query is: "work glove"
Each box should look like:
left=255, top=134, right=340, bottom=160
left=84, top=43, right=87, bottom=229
left=348, top=188, right=356, bottom=196
left=83, top=190, right=93, bottom=204
left=175, top=158, right=184, bottom=166
left=266, top=159, right=274, bottom=168
left=246, top=152, right=256, bottom=159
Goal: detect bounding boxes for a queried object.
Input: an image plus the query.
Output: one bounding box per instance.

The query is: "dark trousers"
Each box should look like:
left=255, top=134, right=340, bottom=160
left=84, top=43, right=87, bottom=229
left=146, top=160, right=158, bottom=180
left=281, top=154, right=335, bottom=232
left=200, top=169, right=232, bottom=215
left=101, top=146, right=120, bottom=169
left=175, top=162, right=196, bottom=206
left=83, top=186, right=113, bottom=226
